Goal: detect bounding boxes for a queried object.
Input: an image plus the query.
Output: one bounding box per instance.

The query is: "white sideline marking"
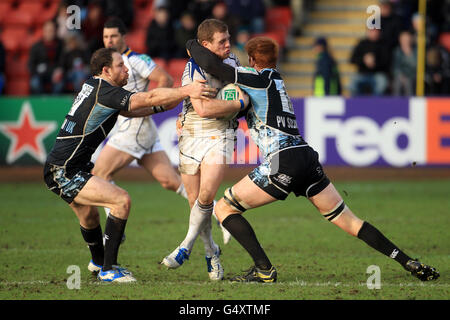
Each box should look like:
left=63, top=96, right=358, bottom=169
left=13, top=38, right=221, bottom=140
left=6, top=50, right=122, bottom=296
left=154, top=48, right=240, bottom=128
left=0, top=280, right=447, bottom=288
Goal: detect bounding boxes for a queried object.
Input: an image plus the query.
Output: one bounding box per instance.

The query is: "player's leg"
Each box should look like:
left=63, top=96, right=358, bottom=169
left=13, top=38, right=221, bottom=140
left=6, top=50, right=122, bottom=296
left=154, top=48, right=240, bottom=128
left=92, top=144, right=136, bottom=223
left=138, top=150, right=186, bottom=196
left=73, top=176, right=136, bottom=282
left=161, top=172, right=200, bottom=268
left=70, top=203, right=104, bottom=271
left=92, top=144, right=136, bottom=182
left=308, top=182, right=440, bottom=281
left=215, top=175, right=279, bottom=282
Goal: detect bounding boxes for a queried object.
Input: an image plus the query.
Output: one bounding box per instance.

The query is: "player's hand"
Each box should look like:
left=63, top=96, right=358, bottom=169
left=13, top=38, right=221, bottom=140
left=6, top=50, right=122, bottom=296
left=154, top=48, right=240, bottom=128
left=176, top=112, right=182, bottom=137
left=236, top=85, right=250, bottom=108
left=188, top=80, right=217, bottom=100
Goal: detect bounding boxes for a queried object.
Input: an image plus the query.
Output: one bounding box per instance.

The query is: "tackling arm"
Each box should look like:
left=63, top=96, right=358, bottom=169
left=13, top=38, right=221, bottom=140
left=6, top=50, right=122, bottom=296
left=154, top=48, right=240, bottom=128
left=125, top=80, right=216, bottom=116
left=186, top=39, right=236, bottom=83
left=191, top=89, right=249, bottom=118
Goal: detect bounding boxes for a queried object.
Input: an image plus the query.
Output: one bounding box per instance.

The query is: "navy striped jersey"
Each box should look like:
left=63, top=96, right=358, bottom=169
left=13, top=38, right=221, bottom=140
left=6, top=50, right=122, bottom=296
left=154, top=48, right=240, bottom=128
left=46, top=77, right=134, bottom=167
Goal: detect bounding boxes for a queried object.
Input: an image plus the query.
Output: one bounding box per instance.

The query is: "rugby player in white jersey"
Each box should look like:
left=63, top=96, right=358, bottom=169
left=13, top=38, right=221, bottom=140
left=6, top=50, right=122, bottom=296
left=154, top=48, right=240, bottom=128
left=161, top=19, right=249, bottom=281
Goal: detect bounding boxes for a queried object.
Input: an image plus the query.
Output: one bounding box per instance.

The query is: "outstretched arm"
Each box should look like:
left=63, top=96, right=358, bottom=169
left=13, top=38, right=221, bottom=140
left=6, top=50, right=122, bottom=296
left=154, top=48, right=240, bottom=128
left=124, top=80, right=216, bottom=116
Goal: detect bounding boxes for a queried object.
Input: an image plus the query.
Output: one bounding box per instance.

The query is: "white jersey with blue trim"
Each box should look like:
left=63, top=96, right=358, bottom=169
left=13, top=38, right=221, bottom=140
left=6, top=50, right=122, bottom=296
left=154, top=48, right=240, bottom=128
left=122, top=48, right=157, bottom=93
left=180, top=53, right=240, bottom=137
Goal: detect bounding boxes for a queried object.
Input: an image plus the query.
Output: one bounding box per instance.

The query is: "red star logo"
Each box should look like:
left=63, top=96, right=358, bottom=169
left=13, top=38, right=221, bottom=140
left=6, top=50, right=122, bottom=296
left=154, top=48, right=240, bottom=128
left=0, top=102, right=56, bottom=164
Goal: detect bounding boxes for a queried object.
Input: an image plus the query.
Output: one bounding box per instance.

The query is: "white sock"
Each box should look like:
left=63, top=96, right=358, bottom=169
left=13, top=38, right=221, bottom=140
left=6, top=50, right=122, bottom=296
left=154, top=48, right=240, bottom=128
left=180, top=200, right=213, bottom=252
left=176, top=182, right=188, bottom=199
left=199, top=212, right=218, bottom=257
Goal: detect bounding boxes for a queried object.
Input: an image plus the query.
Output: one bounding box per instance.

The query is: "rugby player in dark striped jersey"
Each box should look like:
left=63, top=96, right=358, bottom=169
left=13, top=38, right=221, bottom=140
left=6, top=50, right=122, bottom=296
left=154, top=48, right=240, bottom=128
left=186, top=36, right=439, bottom=283
left=43, top=47, right=216, bottom=283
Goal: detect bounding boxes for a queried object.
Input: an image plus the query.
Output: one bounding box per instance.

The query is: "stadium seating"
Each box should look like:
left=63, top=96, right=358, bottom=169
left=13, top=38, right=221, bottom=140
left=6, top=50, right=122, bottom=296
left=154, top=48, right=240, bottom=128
left=167, top=58, right=188, bottom=87
left=132, top=0, right=154, bottom=31
left=0, top=1, right=12, bottom=27
left=5, top=78, right=30, bottom=96
left=5, top=52, right=29, bottom=78
left=126, top=29, right=147, bottom=54
left=1, top=27, right=29, bottom=54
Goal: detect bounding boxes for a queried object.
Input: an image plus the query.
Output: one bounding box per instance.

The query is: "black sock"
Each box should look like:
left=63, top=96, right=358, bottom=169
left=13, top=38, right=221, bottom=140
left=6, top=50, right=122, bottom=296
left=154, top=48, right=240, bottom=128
left=357, top=221, right=411, bottom=268
left=222, top=214, right=272, bottom=270
left=103, top=214, right=127, bottom=271
left=80, top=224, right=104, bottom=266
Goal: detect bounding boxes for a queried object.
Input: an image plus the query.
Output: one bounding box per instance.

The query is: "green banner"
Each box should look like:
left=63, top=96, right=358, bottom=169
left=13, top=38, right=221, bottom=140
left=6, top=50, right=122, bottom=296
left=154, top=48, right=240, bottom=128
left=0, top=96, right=72, bottom=165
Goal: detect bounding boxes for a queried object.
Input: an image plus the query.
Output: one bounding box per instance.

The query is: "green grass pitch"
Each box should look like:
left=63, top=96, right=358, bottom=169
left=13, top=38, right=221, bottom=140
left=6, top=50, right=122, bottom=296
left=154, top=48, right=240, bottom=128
left=0, top=179, right=448, bottom=300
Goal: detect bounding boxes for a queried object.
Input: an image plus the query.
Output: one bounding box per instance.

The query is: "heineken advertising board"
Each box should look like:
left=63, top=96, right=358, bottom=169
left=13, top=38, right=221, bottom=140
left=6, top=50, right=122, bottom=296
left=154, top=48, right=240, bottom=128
left=0, top=97, right=72, bottom=165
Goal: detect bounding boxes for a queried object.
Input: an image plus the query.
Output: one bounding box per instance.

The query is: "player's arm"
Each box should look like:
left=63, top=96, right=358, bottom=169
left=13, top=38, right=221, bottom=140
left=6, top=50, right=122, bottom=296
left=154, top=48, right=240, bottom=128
left=187, top=39, right=268, bottom=89
left=191, top=89, right=249, bottom=118
left=186, top=39, right=236, bottom=84
left=124, top=80, right=216, bottom=115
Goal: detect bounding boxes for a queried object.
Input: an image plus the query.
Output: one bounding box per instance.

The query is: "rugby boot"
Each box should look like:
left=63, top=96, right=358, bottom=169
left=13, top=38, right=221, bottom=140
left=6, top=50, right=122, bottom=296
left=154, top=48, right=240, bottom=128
left=230, top=265, right=277, bottom=283
left=405, top=259, right=440, bottom=281
left=206, top=246, right=224, bottom=281
left=161, top=246, right=190, bottom=269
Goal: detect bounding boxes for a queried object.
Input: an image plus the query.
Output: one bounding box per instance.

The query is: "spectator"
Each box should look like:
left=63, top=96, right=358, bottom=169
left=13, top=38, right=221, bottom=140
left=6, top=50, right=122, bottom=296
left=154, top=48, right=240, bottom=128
left=231, top=27, right=250, bottom=66
left=146, top=6, right=176, bottom=61
left=28, top=20, right=64, bottom=94
left=54, top=0, right=72, bottom=41
left=210, top=1, right=240, bottom=42
left=392, top=31, right=417, bottom=96
left=379, top=0, right=403, bottom=54
left=159, top=0, right=190, bottom=22
left=312, top=37, right=341, bottom=96
left=349, top=28, right=390, bottom=96
left=81, top=1, right=106, bottom=55
left=53, top=32, right=90, bottom=93
left=104, top=0, right=134, bottom=29
left=410, top=12, right=439, bottom=48
left=225, top=0, right=265, bottom=34
left=188, top=0, right=216, bottom=25
left=425, top=45, right=450, bottom=95
left=174, top=12, right=197, bottom=58
left=0, top=40, right=4, bottom=95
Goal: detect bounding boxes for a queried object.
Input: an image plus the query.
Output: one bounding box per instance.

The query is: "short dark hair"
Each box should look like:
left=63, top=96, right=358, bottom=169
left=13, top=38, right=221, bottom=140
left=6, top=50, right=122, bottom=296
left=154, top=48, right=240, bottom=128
left=197, top=19, right=228, bottom=43
left=90, top=47, right=117, bottom=76
left=104, top=17, right=127, bottom=35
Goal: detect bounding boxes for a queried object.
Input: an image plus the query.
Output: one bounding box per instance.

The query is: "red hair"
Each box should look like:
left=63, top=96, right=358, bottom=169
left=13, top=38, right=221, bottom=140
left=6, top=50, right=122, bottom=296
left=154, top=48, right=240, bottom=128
left=245, top=36, right=279, bottom=69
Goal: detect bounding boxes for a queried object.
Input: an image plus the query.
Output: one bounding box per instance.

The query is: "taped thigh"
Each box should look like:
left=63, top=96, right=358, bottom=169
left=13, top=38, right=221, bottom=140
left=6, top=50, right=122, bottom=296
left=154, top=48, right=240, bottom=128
left=223, top=187, right=252, bottom=213
left=321, top=200, right=346, bottom=222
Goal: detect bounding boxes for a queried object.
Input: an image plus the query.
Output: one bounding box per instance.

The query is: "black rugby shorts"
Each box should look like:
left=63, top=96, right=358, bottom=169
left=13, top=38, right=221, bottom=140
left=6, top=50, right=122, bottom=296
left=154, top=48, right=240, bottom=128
left=248, top=146, right=330, bottom=200
left=43, top=162, right=93, bottom=204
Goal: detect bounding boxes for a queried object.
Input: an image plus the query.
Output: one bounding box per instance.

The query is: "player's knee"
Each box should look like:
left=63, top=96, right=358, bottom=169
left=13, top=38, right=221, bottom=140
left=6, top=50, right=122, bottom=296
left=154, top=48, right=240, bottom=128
left=198, top=189, right=216, bottom=205
left=214, top=198, right=236, bottom=223
left=158, top=176, right=179, bottom=192
left=91, top=165, right=112, bottom=181
left=111, top=190, right=131, bottom=218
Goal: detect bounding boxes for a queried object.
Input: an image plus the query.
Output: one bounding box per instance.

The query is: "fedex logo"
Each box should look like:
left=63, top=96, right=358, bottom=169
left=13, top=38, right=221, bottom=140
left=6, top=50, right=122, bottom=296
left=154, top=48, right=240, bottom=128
left=303, top=97, right=450, bottom=167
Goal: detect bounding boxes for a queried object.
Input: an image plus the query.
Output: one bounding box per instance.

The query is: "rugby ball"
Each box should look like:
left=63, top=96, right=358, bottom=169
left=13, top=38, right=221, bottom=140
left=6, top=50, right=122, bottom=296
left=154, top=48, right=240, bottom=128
left=217, top=83, right=241, bottom=120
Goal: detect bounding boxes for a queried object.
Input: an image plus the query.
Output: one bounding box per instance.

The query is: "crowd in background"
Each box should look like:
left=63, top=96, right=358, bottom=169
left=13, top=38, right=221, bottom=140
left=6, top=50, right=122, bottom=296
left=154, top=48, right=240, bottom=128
left=314, top=0, right=450, bottom=96
left=0, top=0, right=449, bottom=96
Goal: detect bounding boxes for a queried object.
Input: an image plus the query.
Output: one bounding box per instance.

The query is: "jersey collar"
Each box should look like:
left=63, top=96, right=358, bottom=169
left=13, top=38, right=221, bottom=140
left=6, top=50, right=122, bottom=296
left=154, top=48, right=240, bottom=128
left=122, top=47, right=132, bottom=56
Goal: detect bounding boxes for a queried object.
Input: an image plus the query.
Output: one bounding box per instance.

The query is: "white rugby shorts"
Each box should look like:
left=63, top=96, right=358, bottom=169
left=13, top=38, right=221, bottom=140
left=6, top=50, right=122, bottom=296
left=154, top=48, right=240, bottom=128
left=178, top=134, right=235, bottom=175
left=107, top=115, right=164, bottom=159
